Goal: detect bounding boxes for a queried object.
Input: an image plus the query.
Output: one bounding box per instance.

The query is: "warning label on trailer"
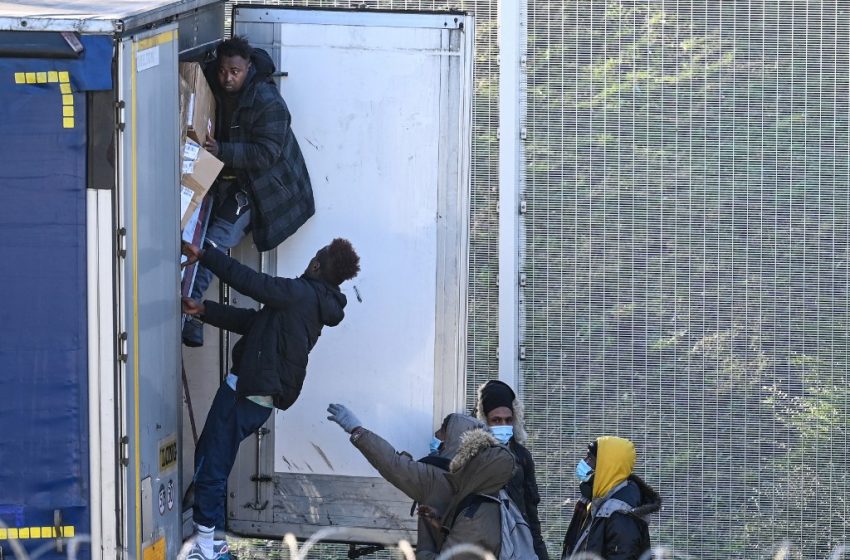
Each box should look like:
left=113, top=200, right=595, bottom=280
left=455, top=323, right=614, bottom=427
left=158, top=434, right=177, bottom=473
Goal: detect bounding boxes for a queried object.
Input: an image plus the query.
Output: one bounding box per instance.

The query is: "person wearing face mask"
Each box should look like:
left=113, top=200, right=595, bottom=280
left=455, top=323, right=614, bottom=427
left=476, top=380, right=549, bottom=559
left=560, top=437, right=661, bottom=560
left=326, top=404, right=486, bottom=558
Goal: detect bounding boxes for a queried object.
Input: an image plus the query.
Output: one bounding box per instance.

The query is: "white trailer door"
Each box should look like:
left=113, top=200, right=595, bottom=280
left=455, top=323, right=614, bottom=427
left=229, top=7, right=473, bottom=544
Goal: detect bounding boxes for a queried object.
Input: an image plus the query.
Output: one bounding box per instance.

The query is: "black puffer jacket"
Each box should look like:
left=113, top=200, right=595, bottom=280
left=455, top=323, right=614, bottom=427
left=206, top=48, right=314, bottom=251
left=200, top=248, right=345, bottom=409
left=506, top=440, right=548, bottom=560
left=561, top=475, right=661, bottom=560
left=474, top=384, right=548, bottom=559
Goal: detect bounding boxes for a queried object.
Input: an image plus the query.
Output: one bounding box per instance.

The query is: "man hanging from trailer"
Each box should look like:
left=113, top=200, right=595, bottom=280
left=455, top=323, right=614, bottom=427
left=183, top=35, right=315, bottom=347
left=179, top=238, right=360, bottom=560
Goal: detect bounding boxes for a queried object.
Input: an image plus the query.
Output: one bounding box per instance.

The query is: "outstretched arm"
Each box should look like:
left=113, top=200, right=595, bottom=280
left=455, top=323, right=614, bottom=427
left=198, top=246, right=301, bottom=308
left=327, top=404, right=442, bottom=504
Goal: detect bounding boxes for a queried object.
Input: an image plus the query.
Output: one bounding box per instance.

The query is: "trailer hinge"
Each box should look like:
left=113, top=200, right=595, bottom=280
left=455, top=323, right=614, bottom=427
left=519, top=345, right=527, bottom=360
left=116, top=100, right=126, bottom=131
left=520, top=127, right=528, bottom=140
left=250, top=475, right=273, bottom=483
left=120, top=435, right=130, bottom=466
left=118, top=331, right=128, bottom=362
left=519, top=199, right=527, bottom=214
left=519, top=272, right=527, bottom=287
left=117, top=227, right=127, bottom=258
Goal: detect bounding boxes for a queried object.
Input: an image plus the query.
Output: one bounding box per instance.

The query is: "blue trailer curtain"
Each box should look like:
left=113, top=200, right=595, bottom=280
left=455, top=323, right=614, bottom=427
left=0, top=34, right=111, bottom=558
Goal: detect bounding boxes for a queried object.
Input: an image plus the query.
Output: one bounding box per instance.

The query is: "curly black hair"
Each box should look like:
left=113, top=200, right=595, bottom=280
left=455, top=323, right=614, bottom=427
left=217, top=36, right=253, bottom=61
left=321, top=238, right=360, bottom=286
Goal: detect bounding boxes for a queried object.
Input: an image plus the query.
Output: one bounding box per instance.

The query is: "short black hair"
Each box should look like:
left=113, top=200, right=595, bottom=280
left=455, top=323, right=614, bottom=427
left=321, top=238, right=360, bottom=286
left=217, top=36, right=253, bottom=61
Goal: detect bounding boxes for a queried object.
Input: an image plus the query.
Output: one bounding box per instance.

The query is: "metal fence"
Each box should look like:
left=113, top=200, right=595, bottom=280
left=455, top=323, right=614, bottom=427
left=521, top=1, right=849, bottom=558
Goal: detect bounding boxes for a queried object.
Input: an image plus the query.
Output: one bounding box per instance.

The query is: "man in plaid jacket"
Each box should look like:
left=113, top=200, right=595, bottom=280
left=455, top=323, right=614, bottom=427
left=184, top=35, right=314, bottom=347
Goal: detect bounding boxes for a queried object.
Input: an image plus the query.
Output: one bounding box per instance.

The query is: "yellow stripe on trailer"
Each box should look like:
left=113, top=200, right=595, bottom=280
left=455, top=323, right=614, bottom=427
left=0, top=525, right=76, bottom=540
left=143, top=536, right=167, bottom=560
left=13, top=69, right=76, bottom=129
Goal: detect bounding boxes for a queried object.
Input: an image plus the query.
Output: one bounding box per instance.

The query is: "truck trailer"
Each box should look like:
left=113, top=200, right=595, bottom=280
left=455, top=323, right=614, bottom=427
left=0, top=2, right=474, bottom=558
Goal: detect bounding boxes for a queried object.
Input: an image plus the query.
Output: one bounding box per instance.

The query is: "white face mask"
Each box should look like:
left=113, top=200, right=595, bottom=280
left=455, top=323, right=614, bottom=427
left=490, top=425, right=513, bottom=445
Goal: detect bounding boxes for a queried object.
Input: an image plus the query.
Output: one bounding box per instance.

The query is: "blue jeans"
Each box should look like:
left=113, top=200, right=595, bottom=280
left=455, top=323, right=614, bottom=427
left=183, top=185, right=252, bottom=345
left=191, top=186, right=252, bottom=303
left=193, top=384, right=272, bottom=529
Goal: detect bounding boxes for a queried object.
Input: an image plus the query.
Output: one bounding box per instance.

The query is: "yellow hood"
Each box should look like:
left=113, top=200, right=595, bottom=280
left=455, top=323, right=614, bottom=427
left=592, top=436, right=636, bottom=499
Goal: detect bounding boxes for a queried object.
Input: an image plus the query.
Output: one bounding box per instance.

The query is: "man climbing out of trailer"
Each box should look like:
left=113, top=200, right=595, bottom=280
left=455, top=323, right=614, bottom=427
left=183, top=35, right=315, bottom=347
left=476, top=380, right=550, bottom=559
left=179, top=239, right=359, bottom=560
left=326, top=405, right=486, bottom=558
left=561, top=437, right=661, bottom=560
left=328, top=404, right=514, bottom=559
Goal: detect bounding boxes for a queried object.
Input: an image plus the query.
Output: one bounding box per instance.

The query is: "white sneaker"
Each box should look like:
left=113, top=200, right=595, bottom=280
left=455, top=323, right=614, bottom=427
left=180, top=542, right=215, bottom=560
left=214, top=541, right=233, bottom=559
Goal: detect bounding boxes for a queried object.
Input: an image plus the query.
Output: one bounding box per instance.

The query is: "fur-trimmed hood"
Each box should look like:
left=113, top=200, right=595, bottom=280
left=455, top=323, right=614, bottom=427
left=449, top=428, right=499, bottom=472
left=446, top=429, right=515, bottom=491
left=441, top=429, right=515, bottom=525
left=475, top=381, right=528, bottom=444
left=627, top=475, right=662, bottom=518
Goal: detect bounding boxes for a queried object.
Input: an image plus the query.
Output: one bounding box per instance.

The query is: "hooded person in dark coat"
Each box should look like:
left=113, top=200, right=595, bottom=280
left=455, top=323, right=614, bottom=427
left=476, top=380, right=549, bottom=559
left=180, top=238, right=359, bottom=560
left=184, top=35, right=315, bottom=347
left=561, top=436, right=661, bottom=560
left=325, top=405, right=486, bottom=559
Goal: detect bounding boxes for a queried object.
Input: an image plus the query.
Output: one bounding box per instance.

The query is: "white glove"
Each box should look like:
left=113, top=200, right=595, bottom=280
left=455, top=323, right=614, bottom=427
left=327, top=403, right=363, bottom=434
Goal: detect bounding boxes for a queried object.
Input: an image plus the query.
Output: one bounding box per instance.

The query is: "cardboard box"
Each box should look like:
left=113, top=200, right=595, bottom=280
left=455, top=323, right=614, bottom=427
left=179, top=62, right=216, bottom=145
left=180, top=184, right=196, bottom=229
left=180, top=138, right=223, bottom=228
left=178, top=74, right=191, bottom=141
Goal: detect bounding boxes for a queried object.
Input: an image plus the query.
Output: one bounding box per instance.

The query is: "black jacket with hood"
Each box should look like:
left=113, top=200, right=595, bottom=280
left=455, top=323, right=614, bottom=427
left=476, top=384, right=549, bottom=559
left=200, top=247, right=345, bottom=409
left=561, top=437, right=661, bottom=560
left=206, top=48, right=315, bottom=252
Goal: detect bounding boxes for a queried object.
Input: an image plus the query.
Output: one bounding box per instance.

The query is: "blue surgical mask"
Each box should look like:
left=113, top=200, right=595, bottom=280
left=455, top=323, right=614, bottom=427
left=429, top=436, right=442, bottom=454
left=490, top=425, right=513, bottom=445
left=575, top=458, right=594, bottom=482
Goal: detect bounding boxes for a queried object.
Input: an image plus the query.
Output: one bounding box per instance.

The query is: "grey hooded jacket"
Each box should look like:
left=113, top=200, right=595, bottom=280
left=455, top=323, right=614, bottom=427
left=352, top=414, right=484, bottom=558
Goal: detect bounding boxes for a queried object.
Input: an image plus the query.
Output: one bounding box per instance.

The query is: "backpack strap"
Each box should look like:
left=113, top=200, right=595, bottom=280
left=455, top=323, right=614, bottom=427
left=449, top=493, right=499, bottom=529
